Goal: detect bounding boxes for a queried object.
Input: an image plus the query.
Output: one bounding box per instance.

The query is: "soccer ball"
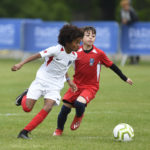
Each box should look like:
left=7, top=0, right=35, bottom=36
left=113, top=123, right=134, bottom=142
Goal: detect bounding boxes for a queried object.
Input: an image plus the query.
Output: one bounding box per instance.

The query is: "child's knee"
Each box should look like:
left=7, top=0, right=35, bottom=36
left=23, top=106, right=32, bottom=112
left=74, top=101, right=86, bottom=109
left=61, top=105, right=71, bottom=114
left=74, top=101, right=86, bottom=117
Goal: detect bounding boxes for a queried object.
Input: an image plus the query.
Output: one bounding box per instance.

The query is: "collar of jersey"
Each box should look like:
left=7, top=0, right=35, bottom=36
left=82, top=46, right=93, bottom=53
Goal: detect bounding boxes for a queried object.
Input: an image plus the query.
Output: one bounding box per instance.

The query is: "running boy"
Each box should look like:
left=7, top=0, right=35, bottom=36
left=11, top=24, right=83, bottom=139
left=53, top=26, right=133, bottom=136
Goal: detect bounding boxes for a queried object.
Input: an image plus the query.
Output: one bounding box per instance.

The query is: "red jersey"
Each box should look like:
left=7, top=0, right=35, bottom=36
left=73, top=45, right=113, bottom=91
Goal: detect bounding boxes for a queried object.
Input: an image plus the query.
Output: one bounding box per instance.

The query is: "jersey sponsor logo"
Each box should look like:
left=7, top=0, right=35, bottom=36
left=90, top=58, right=94, bottom=66
left=56, top=58, right=62, bottom=61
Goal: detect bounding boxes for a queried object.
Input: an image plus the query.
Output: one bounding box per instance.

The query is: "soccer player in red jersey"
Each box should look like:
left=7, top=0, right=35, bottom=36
left=53, top=26, right=133, bottom=136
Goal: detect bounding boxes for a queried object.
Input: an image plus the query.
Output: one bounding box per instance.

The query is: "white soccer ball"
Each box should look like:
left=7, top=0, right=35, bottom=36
left=113, top=123, right=134, bottom=142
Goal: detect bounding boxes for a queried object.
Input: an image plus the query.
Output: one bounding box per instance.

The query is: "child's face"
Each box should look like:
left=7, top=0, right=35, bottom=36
left=122, top=3, right=130, bottom=11
left=65, top=37, right=82, bottom=52
left=83, top=30, right=96, bottom=46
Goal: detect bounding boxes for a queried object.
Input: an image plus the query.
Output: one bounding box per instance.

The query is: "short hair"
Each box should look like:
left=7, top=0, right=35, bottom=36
left=120, top=0, right=130, bottom=7
left=82, top=26, right=96, bottom=35
left=58, top=24, right=83, bottom=46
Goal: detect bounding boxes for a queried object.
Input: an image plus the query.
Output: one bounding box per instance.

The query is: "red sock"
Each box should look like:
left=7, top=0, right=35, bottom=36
left=24, top=109, right=48, bottom=131
left=21, top=95, right=31, bottom=112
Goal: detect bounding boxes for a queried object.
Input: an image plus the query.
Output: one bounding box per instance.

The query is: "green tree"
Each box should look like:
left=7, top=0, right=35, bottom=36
left=0, top=0, right=72, bottom=21
left=48, top=1, right=71, bottom=21
left=132, top=0, right=150, bottom=21
left=0, top=0, right=150, bottom=22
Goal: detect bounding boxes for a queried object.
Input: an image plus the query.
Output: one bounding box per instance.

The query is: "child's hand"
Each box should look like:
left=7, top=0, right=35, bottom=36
left=126, top=78, right=133, bottom=85
left=11, top=63, right=22, bottom=71
left=67, top=80, right=78, bottom=92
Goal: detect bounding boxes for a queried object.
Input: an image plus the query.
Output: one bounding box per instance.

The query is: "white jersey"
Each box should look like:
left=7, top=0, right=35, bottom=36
left=27, top=44, right=77, bottom=105
left=35, top=44, right=77, bottom=88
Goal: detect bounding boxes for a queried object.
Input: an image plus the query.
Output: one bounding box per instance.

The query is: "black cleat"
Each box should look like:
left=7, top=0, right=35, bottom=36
left=17, top=130, right=31, bottom=139
left=15, top=89, right=28, bottom=106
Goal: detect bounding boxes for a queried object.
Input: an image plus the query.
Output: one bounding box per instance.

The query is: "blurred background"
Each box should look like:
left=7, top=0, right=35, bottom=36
left=0, top=0, right=150, bottom=65
left=0, top=0, right=149, bottom=22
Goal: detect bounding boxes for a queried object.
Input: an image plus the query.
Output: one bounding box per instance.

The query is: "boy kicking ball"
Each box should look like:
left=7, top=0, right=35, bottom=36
left=11, top=24, right=83, bottom=139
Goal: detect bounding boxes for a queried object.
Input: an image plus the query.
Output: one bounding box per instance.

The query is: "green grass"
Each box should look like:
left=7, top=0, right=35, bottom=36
left=0, top=58, right=150, bottom=150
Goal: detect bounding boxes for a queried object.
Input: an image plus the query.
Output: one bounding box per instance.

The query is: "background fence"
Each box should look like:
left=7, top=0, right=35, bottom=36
left=0, top=18, right=150, bottom=57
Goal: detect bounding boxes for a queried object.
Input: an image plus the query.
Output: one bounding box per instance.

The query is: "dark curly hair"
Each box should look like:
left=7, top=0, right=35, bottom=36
left=58, top=24, right=83, bottom=46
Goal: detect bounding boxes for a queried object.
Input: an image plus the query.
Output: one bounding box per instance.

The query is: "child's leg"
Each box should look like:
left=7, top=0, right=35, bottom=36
left=53, top=103, right=72, bottom=136
left=21, top=96, right=36, bottom=112
left=18, top=108, right=48, bottom=139
left=57, top=104, right=71, bottom=130
left=24, top=99, right=55, bottom=131
left=70, top=96, right=86, bottom=130
left=18, top=99, right=55, bottom=139
left=24, top=109, right=48, bottom=131
left=74, top=100, right=86, bottom=117
left=15, top=89, right=28, bottom=106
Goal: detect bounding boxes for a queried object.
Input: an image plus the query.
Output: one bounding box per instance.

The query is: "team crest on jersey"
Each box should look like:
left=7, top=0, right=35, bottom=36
left=89, top=58, right=94, bottom=66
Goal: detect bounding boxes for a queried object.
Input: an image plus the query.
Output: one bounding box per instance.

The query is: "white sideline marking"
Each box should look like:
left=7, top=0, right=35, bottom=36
left=0, top=113, right=36, bottom=116
left=0, top=110, right=149, bottom=117
left=79, top=136, right=112, bottom=140
left=0, top=111, right=114, bottom=116
left=0, top=113, right=25, bottom=116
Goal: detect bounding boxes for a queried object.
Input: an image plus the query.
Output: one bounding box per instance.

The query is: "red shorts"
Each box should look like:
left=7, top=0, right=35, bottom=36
left=63, top=87, right=97, bottom=105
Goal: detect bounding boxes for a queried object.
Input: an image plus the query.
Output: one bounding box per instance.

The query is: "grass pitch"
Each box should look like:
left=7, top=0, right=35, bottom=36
left=0, top=58, right=150, bottom=150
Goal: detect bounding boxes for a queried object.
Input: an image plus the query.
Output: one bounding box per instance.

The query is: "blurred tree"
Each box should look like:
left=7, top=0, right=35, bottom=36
left=0, top=0, right=71, bottom=21
left=17, top=0, right=47, bottom=19
left=132, top=0, right=150, bottom=21
left=48, top=1, right=71, bottom=21
left=0, top=0, right=149, bottom=21
left=67, top=0, right=101, bottom=21
left=65, top=0, right=118, bottom=21
left=99, top=0, right=117, bottom=20
left=0, top=0, right=26, bottom=17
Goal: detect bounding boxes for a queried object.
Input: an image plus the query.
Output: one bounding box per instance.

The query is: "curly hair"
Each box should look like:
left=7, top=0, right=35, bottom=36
left=58, top=24, right=83, bottom=46
left=82, top=26, right=96, bottom=35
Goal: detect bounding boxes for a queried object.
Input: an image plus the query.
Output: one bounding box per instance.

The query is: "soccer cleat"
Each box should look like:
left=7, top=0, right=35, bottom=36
left=15, top=89, right=28, bottom=106
left=70, top=114, right=84, bottom=130
left=17, top=130, right=31, bottom=139
left=53, top=129, right=63, bottom=136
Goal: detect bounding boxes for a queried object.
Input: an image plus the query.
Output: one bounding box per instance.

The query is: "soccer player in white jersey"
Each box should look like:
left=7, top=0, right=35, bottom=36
left=53, top=26, right=133, bottom=136
left=11, top=24, right=83, bottom=139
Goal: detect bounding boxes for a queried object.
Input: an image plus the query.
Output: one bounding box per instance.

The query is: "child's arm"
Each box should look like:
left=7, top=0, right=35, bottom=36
left=11, top=53, right=41, bottom=71
left=110, top=64, right=133, bottom=85
left=65, top=73, right=77, bottom=92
